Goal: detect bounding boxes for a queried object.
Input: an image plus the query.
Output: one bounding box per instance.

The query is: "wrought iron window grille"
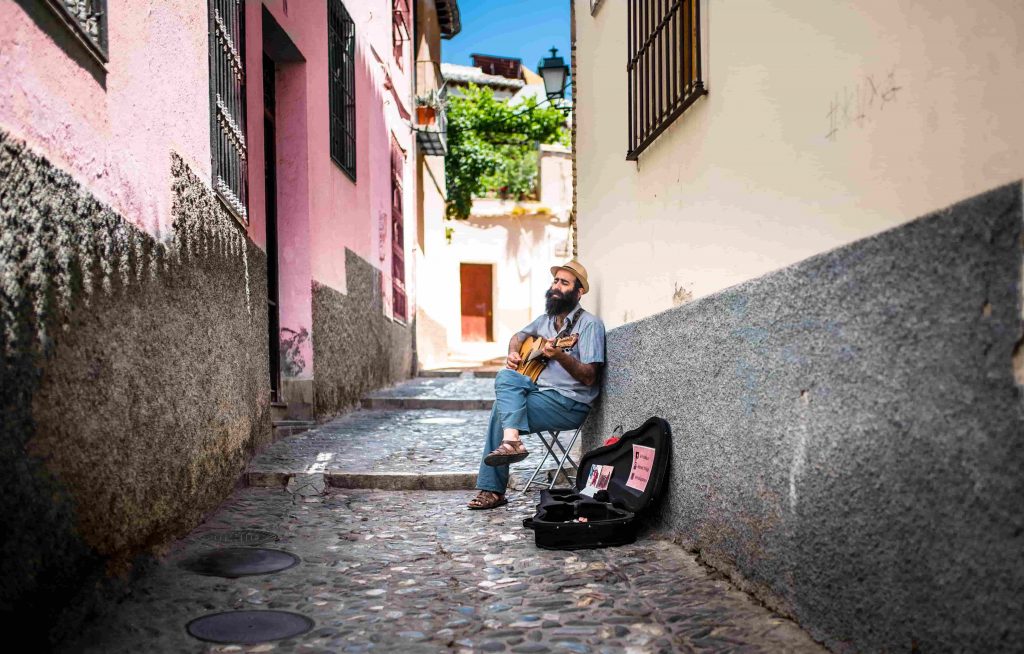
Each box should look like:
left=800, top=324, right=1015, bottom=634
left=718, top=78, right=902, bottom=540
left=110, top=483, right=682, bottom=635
left=626, top=0, right=706, bottom=161
left=43, top=0, right=109, bottom=64
left=329, top=0, right=357, bottom=180
left=208, top=0, right=248, bottom=224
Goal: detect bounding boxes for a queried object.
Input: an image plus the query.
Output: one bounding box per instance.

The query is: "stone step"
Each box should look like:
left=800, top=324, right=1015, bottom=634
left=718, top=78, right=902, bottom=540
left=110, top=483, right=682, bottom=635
left=272, top=419, right=316, bottom=440
left=245, top=469, right=565, bottom=492
left=418, top=369, right=499, bottom=378
left=359, top=376, right=495, bottom=411
left=359, top=397, right=494, bottom=410
left=246, top=470, right=477, bottom=491
left=270, top=401, right=288, bottom=422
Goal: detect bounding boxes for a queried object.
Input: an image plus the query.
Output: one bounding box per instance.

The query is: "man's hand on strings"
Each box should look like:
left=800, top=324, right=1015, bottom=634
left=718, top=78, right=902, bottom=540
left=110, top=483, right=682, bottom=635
left=541, top=339, right=561, bottom=360
left=505, top=351, right=522, bottom=370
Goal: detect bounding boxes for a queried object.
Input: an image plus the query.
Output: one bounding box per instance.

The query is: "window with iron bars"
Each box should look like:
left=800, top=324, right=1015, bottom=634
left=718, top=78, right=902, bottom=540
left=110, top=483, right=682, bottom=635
left=208, top=0, right=248, bottom=223
left=43, top=0, right=108, bottom=64
left=329, top=0, right=357, bottom=180
left=393, top=0, right=411, bottom=69
left=390, top=138, right=407, bottom=322
left=627, top=0, right=706, bottom=160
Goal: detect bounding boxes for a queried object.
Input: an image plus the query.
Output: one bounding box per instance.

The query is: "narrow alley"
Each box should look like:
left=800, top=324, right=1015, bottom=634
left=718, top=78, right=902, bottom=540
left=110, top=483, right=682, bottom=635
left=3, top=1, right=1022, bottom=650
left=69, top=374, right=824, bottom=653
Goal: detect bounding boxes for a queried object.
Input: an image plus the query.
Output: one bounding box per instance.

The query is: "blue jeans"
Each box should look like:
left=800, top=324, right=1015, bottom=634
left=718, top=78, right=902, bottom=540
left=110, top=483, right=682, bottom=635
left=476, top=369, right=590, bottom=493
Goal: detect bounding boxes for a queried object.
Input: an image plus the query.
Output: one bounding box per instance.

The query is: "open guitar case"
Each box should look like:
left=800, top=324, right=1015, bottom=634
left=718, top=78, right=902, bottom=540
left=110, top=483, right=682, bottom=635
left=523, top=417, right=671, bottom=550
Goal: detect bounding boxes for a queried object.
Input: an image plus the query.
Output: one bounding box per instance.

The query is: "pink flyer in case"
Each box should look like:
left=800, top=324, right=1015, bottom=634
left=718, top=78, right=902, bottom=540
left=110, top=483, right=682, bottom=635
left=626, top=445, right=656, bottom=492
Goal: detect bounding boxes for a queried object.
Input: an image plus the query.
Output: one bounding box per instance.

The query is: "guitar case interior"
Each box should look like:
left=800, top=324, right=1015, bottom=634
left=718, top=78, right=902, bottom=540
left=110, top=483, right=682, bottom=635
left=523, top=417, right=671, bottom=550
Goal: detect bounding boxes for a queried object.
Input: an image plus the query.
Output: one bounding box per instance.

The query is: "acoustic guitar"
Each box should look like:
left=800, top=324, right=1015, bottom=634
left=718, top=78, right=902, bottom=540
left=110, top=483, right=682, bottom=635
left=515, top=333, right=579, bottom=382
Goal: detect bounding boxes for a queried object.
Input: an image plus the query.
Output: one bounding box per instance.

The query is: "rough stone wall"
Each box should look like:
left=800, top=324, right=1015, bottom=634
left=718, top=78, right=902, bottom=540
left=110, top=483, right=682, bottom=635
left=0, top=132, right=271, bottom=636
left=312, top=249, right=414, bottom=418
left=585, top=184, right=1024, bottom=652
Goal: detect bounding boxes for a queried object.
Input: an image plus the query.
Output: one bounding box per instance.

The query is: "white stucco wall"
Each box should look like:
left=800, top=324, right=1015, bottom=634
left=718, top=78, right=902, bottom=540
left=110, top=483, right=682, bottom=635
left=575, top=0, right=1024, bottom=328
left=417, top=209, right=571, bottom=368
left=414, top=153, right=453, bottom=368
left=417, top=144, right=574, bottom=369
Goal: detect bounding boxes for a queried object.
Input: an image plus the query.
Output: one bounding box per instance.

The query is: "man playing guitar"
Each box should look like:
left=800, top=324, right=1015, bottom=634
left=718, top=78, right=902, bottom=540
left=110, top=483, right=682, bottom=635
left=467, top=260, right=606, bottom=510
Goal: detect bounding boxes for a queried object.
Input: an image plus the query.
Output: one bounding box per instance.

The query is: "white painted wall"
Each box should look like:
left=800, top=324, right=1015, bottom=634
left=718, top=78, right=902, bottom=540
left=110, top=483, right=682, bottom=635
left=576, top=0, right=1024, bottom=328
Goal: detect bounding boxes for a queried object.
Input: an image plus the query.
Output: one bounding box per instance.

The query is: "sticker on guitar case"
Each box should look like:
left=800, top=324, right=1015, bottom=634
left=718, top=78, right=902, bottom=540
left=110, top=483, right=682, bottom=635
left=580, top=464, right=614, bottom=497
left=626, top=445, right=656, bottom=492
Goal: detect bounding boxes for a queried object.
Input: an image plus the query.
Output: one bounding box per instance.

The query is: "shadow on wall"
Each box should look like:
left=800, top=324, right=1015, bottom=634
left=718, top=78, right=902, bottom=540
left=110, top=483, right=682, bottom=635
left=415, top=304, right=451, bottom=370
left=13, top=0, right=107, bottom=87
left=0, top=133, right=271, bottom=641
left=311, top=250, right=414, bottom=418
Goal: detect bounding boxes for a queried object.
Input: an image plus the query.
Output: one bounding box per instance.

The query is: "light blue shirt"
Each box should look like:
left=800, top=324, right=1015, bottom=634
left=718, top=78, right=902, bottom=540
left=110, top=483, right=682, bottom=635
left=522, top=306, right=605, bottom=405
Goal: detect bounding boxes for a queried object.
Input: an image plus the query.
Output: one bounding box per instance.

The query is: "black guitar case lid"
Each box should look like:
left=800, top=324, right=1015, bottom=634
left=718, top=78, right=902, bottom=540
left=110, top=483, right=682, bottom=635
left=523, top=417, right=672, bottom=550
left=574, top=416, right=672, bottom=512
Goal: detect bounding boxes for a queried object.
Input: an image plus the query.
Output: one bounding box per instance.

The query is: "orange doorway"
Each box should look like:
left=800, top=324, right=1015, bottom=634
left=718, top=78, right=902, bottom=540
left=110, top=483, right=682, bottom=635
left=460, top=263, right=493, bottom=342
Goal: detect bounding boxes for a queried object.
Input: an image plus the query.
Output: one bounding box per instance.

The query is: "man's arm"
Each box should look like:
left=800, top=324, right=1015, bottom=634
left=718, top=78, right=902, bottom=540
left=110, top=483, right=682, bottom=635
left=542, top=319, right=605, bottom=386
left=546, top=347, right=601, bottom=386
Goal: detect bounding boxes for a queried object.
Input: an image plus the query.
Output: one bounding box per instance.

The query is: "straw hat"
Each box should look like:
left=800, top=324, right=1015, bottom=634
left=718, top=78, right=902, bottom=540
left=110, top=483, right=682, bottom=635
left=550, top=259, right=590, bottom=294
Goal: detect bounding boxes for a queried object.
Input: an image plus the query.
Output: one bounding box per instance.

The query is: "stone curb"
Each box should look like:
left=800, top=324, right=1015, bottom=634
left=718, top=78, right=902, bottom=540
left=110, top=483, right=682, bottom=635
left=330, top=472, right=478, bottom=490
left=359, top=398, right=494, bottom=410
left=418, top=370, right=499, bottom=378
left=244, top=470, right=478, bottom=491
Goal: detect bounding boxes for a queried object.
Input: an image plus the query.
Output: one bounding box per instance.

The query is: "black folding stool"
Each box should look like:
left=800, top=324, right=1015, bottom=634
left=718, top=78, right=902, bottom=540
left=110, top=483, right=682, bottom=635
left=515, top=418, right=587, bottom=494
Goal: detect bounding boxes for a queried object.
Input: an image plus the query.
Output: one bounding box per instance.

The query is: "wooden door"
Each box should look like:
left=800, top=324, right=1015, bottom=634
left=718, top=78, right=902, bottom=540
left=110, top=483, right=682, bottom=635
left=460, top=263, right=493, bottom=342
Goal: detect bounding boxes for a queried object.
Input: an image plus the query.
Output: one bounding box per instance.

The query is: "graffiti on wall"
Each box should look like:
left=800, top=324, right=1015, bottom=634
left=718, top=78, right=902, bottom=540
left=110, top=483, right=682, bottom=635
left=280, top=327, right=309, bottom=377
left=825, top=70, right=903, bottom=142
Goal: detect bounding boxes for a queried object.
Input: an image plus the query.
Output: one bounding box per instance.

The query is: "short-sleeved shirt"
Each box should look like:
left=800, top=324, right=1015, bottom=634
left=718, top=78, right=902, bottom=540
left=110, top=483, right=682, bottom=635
left=521, top=305, right=606, bottom=405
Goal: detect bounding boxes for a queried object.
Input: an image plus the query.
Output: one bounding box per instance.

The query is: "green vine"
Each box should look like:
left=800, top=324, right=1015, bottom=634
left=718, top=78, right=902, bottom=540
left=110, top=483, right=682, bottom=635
left=445, top=84, right=568, bottom=220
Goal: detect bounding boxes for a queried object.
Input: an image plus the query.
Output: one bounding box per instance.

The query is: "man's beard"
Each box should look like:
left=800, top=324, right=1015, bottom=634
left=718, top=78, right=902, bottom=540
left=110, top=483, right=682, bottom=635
left=545, top=288, right=580, bottom=316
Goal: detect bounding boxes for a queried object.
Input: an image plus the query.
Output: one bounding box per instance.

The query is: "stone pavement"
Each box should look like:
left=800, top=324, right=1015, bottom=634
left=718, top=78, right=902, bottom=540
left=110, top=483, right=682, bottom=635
left=246, top=376, right=563, bottom=491
left=70, top=489, right=824, bottom=653
left=66, top=375, right=826, bottom=652
left=361, top=376, right=495, bottom=410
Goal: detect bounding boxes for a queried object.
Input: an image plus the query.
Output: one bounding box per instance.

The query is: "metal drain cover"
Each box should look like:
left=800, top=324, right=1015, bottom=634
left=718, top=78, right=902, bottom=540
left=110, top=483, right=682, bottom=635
left=199, top=529, right=279, bottom=546
left=187, top=610, right=313, bottom=644
left=182, top=548, right=300, bottom=578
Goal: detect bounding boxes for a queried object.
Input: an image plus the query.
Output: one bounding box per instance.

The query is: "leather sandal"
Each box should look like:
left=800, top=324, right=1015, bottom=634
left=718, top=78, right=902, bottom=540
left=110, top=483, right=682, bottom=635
left=484, top=439, right=530, bottom=466
left=467, top=491, right=508, bottom=511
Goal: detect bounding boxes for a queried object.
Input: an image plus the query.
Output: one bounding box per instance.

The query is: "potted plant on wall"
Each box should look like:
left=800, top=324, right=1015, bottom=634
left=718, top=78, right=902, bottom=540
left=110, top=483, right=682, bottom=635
left=415, top=90, right=444, bottom=126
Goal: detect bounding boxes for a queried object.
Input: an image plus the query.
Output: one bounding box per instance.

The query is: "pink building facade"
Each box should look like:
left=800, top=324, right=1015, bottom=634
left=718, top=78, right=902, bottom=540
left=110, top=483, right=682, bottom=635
left=0, top=0, right=458, bottom=634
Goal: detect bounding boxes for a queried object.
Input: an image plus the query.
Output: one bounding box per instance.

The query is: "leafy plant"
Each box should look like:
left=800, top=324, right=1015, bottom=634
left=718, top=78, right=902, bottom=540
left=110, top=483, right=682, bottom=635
left=445, top=84, right=567, bottom=219
left=479, top=145, right=539, bottom=200
left=415, top=88, right=446, bottom=109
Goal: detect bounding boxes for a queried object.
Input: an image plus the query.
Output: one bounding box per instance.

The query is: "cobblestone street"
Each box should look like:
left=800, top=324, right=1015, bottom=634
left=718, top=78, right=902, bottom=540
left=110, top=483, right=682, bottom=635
left=69, top=375, right=825, bottom=653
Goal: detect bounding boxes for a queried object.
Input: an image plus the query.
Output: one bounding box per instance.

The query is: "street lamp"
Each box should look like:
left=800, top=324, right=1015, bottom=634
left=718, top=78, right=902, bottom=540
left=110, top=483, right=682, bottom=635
left=537, top=47, right=569, bottom=100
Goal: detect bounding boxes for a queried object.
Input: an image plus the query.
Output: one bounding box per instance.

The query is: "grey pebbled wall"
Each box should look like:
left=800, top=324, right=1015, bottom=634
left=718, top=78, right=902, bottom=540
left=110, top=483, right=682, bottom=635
left=312, top=249, right=414, bottom=418
left=0, top=132, right=271, bottom=638
left=585, top=184, right=1024, bottom=652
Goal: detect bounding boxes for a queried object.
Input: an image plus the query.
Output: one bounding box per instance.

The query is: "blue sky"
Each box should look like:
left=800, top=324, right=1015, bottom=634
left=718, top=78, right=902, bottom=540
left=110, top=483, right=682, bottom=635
left=442, top=0, right=571, bottom=94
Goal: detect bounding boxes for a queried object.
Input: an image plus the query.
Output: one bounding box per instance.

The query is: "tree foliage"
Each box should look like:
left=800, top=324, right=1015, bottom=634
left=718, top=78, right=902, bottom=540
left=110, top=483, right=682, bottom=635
left=445, top=84, right=567, bottom=220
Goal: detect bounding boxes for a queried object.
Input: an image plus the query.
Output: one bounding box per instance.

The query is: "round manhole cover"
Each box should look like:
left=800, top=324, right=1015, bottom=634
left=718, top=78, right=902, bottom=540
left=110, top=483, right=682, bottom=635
left=182, top=548, right=300, bottom=578
left=199, top=529, right=279, bottom=546
left=187, top=610, right=313, bottom=644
